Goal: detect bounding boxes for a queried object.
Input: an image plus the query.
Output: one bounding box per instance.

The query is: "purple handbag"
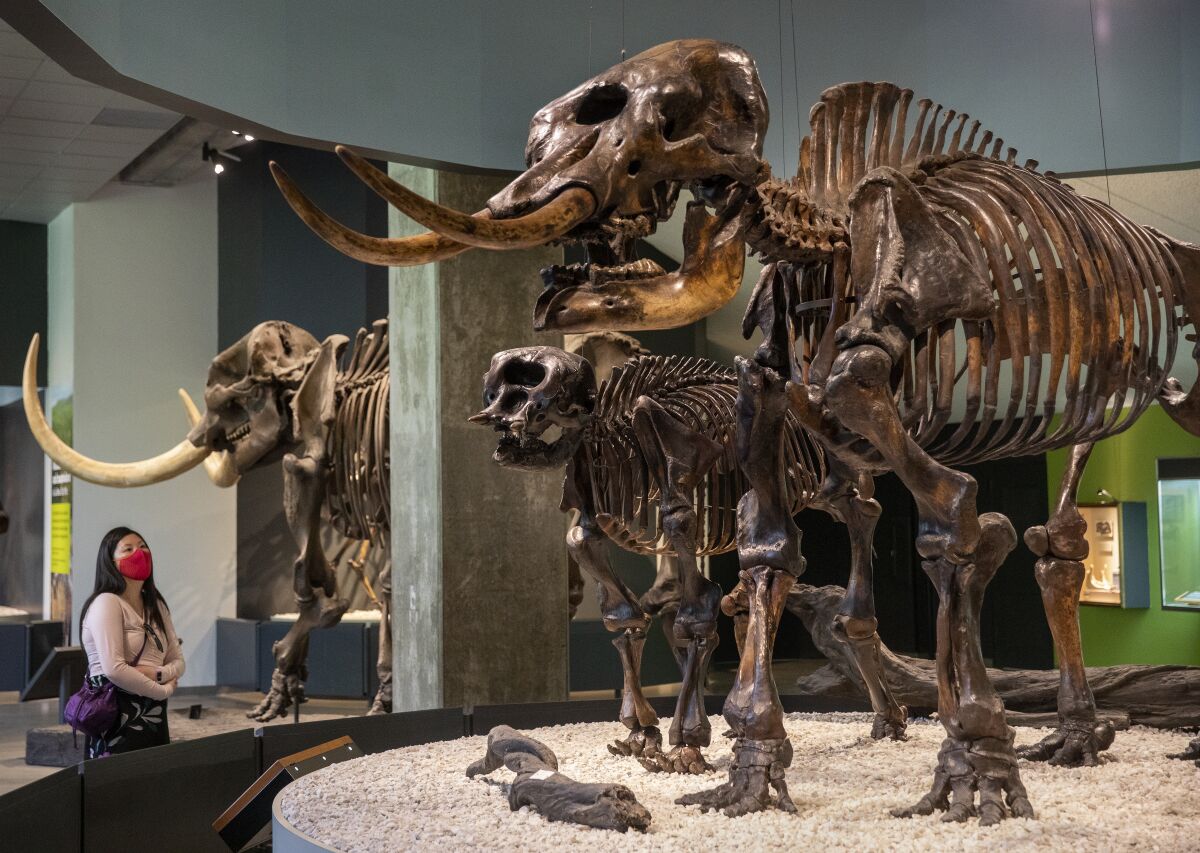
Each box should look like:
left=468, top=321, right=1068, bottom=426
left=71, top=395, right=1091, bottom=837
left=65, top=633, right=149, bottom=740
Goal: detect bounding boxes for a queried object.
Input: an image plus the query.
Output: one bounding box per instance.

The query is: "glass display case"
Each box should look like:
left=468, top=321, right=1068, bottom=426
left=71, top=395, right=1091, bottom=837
left=1077, top=502, right=1149, bottom=608
left=1158, top=459, right=1200, bottom=611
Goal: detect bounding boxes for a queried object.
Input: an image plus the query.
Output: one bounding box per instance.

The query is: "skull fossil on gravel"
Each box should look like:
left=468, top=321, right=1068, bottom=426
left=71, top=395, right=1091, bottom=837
left=470, top=346, right=596, bottom=469
left=187, top=321, right=322, bottom=471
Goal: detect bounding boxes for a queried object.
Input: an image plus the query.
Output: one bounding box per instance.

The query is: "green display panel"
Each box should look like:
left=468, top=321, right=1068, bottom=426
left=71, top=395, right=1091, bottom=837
left=1158, top=458, right=1200, bottom=612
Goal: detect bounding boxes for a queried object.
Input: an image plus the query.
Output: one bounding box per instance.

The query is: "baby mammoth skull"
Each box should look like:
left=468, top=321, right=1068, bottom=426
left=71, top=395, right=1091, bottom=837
left=471, top=346, right=596, bottom=469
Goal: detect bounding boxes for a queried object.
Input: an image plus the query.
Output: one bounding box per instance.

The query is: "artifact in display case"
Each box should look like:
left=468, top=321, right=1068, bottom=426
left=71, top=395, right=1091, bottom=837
left=1077, top=502, right=1149, bottom=609
left=1158, top=459, right=1200, bottom=611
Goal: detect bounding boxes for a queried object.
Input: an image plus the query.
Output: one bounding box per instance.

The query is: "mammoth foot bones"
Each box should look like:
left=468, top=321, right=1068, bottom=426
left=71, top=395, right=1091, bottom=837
left=468, top=726, right=652, bottom=832
left=676, top=737, right=795, bottom=817
left=607, top=724, right=662, bottom=761
left=892, top=731, right=1034, bottom=826
left=1017, top=718, right=1115, bottom=767
left=607, top=725, right=713, bottom=775
left=1167, top=736, right=1200, bottom=765
left=247, top=668, right=305, bottom=722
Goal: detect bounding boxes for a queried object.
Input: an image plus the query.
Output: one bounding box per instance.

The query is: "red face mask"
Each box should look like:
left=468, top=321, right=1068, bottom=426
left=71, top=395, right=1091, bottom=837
left=117, top=548, right=153, bottom=581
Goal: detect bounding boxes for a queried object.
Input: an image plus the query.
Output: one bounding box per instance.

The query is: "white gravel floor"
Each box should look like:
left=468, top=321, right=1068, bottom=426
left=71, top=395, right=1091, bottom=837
left=279, top=712, right=1199, bottom=851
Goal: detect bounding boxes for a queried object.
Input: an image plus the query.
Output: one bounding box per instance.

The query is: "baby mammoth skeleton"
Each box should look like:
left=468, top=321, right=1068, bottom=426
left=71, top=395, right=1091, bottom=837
left=472, top=343, right=838, bottom=774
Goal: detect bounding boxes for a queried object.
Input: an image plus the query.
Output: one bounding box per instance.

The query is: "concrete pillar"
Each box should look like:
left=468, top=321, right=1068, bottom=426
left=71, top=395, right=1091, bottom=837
left=390, top=165, right=567, bottom=711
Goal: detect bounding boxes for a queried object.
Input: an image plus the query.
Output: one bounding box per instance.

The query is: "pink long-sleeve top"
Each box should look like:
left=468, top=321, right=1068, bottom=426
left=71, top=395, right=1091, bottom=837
left=82, top=592, right=185, bottom=700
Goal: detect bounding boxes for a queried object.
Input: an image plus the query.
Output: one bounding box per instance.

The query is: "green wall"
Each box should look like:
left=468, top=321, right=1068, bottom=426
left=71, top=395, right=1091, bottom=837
left=1046, top=405, right=1200, bottom=666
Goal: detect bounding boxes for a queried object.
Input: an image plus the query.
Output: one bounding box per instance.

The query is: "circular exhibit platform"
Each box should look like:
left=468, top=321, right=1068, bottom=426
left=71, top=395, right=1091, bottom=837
left=273, top=712, right=1197, bottom=852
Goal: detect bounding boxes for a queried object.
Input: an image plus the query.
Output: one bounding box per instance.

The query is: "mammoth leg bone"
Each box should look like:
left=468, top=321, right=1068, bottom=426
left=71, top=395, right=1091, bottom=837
left=467, top=726, right=651, bottom=832
left=566, top=514, right=661, bottom=761
left=823, top=344, right=1030, bottom=825
left=368, top=556, right=393, bottom=715
left=630, top=395, right=722, bottom=774
left=1018, top=442, right=1115, bottom=766
left=678, top=358, right=801, bottom=816
left=815, top=461, right=909, bottom=741
left=248, top=452, right=347, bottom=722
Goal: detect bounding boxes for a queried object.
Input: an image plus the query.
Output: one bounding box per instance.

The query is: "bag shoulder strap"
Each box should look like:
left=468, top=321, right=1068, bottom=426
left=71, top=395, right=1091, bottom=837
left=129, top=630, right=150, bottom=667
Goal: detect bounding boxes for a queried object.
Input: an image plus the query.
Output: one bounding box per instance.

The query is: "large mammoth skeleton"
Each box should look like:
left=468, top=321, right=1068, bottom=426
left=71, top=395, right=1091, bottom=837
left=24, top=320, right=392, bottom=720
left=277, top=39, right=1200, bottom=822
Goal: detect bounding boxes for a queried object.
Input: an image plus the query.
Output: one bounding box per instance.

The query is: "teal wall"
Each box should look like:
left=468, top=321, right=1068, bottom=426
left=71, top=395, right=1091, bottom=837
left=18, top=0, right=1200, bottom=174
left=1046, top=405, right=1200, bottom=666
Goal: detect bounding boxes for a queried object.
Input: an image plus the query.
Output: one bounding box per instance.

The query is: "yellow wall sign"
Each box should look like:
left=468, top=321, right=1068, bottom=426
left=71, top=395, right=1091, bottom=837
left=50, top=501, right=71, bottom=575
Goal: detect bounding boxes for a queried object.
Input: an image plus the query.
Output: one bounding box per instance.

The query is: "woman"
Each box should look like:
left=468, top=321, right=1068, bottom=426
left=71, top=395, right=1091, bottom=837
left=80, top=526, right=185, bottom=758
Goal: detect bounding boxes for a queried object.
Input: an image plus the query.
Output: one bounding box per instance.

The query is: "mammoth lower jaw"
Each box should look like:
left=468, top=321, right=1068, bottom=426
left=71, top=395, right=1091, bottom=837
left=493, top=431, right=580, bottom=469
left=534, top=201, right=747, bottom=333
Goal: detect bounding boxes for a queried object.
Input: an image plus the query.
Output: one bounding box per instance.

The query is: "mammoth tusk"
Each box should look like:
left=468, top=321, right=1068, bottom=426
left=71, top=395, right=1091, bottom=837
left=22, top=335, right=210, bottom=488
left=336, top=146, right=595, bottom=250
left=177, top=389, right=241, bottom=488
left=270, top=161, right=471, bottom=267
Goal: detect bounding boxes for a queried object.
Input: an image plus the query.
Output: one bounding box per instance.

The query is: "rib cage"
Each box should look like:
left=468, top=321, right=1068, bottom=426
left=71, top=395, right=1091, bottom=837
left=776, top=83, right=1190, bottom=465
left=580, top=355, right=824, bottom=556
left=327, top=320, right=390, bottom=545
left=904, top=158, right=1183, bottom=462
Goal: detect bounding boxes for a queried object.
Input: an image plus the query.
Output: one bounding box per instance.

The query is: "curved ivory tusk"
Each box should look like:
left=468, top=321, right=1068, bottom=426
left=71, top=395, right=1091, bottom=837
left=22, top=335, right=210, bottom=487
left=336, top=146, right=595, bottom=250
left=270, top=161, right=471, bottom=267
left=177, top=389, right=241, bottom=488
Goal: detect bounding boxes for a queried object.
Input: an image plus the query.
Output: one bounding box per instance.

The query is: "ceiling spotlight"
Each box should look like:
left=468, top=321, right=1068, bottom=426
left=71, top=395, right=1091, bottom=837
left=203, top=141, right=242, bottom=176
left=231, top=130, right=256, bottom=142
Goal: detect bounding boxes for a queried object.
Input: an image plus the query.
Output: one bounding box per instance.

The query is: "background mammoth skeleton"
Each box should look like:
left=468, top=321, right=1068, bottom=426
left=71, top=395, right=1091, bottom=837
left=24, top=320, right=392, bottom=720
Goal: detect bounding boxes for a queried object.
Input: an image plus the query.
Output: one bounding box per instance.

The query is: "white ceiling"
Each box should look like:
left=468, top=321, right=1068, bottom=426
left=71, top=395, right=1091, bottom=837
left=0, top=18, right=180, bottom=223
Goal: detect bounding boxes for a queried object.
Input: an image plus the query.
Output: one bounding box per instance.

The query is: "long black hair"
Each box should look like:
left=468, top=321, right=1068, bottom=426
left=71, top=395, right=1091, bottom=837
left=79, top=526, right=170, bottom=634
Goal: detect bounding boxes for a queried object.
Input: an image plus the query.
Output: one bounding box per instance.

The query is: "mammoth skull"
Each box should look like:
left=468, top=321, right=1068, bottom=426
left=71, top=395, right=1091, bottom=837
left=274, top=39, right=764, bottom=334
left=470, top=346, right=596, bottom=469
left=187, top=321, right=322, bottom=472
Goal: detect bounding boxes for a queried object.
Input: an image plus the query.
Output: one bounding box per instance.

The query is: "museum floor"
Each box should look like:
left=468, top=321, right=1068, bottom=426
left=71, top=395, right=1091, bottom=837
left=0, top=659, right=825, bottom=797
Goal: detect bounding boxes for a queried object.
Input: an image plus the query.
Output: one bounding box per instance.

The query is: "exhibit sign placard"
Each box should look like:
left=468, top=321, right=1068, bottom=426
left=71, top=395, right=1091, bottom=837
left=47, top=392, right=73, bottom=640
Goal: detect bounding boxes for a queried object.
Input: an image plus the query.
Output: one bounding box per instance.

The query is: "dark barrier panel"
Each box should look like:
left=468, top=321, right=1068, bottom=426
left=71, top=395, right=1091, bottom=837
left=259, top=707, right=464, bottom=767
left=26, top=621, right=64, bottom=683
left=256, top=621, right=372, bottom=698
left=473, top=699, right=626, bottom=733
left=0, top=621, right=61, bottom=691
left=569, top=619, right=678, bottom=691
left=216, top=618, right=258, bottom=689
left=81, top=729, right=257, bottom=853
left=0, top=765, right=80, bottom=851
left=780, top=694, right=873, bottom=714
left=0, top=623, right=27, bottom=690
left=474, top=694, right=872, bottom=736
left=365, top=623, right=380, bottom=698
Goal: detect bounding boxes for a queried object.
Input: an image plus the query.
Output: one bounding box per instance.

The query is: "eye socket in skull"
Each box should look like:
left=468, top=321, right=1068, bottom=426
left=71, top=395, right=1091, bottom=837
left=471, top=346, right=596, bottom=470
left=187, top=321, right=321, bottom=472
left=574, top=84, right=629, bottom=126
